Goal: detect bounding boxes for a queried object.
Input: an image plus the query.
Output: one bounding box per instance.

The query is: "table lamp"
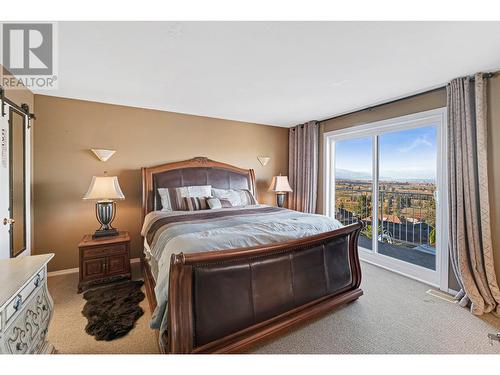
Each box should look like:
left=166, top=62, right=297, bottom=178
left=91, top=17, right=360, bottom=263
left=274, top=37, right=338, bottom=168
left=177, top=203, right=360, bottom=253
left=268, top=175, right=293, bottom=208
left=83, top=176, right=125, bottom=239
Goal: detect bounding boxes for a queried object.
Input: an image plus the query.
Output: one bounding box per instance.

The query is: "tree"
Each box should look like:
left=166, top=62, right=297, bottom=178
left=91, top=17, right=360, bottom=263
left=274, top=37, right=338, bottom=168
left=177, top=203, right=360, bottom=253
left=354, top=194, right=371, bottom=219
left=423, top=197, right=436, bottom=228
left=429, top=228, right=436, bottom=246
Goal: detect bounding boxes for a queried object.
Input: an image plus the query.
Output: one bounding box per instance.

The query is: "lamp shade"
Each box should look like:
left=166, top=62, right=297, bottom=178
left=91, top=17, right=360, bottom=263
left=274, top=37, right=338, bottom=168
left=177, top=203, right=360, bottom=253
left=268, top=175, right=293, bottom=193
left=83, top=176, right=125, bottom=200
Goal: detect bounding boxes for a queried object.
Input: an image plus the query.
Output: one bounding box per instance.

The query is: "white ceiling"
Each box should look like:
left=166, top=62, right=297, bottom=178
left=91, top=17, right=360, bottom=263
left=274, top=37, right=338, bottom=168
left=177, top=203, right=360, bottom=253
left=35, top=21, right=500, bottom=127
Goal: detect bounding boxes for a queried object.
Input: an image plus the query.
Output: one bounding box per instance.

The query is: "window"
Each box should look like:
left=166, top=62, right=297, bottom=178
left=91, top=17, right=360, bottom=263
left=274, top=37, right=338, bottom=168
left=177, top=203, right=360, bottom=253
left=324, top=108, right=448, bottom=290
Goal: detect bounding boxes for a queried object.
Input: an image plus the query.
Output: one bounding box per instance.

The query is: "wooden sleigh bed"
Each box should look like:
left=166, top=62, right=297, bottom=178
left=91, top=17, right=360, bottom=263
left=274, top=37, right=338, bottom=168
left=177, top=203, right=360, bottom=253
left=141, top=157, right=363, bottom=354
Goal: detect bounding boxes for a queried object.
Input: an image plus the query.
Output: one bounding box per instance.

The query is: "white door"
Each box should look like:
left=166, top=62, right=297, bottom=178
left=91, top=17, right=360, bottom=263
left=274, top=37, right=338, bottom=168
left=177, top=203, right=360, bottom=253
left=0, top=105, right=31, bottom=259
left=324, top=108, right=449, bottom=291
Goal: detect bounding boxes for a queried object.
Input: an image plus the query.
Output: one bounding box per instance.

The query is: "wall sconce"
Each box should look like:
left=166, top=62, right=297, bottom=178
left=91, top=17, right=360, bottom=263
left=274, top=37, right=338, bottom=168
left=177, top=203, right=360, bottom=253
left=91, top=149, right=116, bottom=162
left=257, top=156, right=270, bottom=166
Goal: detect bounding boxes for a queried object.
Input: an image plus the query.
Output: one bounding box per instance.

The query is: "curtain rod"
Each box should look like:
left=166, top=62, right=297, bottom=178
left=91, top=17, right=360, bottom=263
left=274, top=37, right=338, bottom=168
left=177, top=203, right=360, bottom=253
left=317, top=71, right=497, bottom=124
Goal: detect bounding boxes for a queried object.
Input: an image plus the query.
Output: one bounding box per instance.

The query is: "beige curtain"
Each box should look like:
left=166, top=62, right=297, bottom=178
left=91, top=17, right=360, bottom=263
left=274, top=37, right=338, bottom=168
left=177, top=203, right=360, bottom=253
left=447, top=73, right=500, bottom=316
left=288, top=121, right=319, bottom=213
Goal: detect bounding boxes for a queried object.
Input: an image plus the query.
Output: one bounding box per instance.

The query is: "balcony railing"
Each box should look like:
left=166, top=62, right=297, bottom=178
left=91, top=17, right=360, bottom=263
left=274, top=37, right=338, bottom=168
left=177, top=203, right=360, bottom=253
left=334, top=188, right=436, bottom=248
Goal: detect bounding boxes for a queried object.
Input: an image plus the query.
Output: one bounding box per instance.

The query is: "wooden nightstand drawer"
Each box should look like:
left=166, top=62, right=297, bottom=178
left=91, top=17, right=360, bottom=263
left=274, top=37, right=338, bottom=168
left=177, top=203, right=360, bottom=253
left=82, top=244, right=126, bottom=258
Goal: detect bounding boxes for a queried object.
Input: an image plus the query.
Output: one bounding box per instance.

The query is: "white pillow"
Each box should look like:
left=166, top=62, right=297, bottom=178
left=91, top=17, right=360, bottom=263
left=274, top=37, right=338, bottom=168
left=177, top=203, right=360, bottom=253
left=211, top=188, right=257, bottom=207
left=158, top=185, right=212, bottom=211
left=206, top=197, right=222, bottom=209
left=186, top=185, right=212, bottom=197
left=212, top=188, right=241, bottom=206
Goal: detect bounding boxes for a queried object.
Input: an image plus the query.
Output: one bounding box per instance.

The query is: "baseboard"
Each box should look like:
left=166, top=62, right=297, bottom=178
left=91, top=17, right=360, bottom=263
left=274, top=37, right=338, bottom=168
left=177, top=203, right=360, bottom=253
left=426, top=289, right=458, bottom=303
left=48, top=257, right=141, bottom=277
left=47, top=267, right=79, bottom=277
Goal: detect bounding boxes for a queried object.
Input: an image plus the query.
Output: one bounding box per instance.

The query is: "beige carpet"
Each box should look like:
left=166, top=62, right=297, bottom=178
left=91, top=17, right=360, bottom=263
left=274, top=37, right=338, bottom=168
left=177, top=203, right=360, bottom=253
left=47, top=261, right=500, bottom=354
left=47, top=263, right=159, bottom=354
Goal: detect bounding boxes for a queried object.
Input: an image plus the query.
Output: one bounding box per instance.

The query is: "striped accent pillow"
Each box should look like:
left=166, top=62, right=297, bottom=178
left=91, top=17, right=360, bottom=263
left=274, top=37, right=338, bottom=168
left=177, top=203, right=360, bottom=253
left=158, top=187, right=182, bottom=211
left=207, top=197, right=233, bottom=209
left=220, top=198, right=233, bottom=208
left=184, top=197, right=209, bottom=211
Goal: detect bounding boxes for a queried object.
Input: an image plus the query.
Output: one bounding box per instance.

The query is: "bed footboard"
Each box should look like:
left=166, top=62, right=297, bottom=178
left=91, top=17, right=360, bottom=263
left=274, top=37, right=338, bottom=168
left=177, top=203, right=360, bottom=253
left=166, top=221, right=363, bottom=354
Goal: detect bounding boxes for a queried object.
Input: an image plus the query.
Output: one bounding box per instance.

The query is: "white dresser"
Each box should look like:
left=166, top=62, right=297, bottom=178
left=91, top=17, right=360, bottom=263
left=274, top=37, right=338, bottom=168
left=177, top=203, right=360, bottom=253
left=0, top=254, right=55, bottom=354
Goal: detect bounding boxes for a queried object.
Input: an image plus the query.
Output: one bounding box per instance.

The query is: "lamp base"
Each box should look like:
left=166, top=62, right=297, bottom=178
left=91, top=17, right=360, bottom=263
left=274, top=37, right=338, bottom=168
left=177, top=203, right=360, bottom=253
left=276, top=193, right=286, bottom=208
left=92, top=228, right=119, bottom=239
left=93, top=201, right=119, bottom=239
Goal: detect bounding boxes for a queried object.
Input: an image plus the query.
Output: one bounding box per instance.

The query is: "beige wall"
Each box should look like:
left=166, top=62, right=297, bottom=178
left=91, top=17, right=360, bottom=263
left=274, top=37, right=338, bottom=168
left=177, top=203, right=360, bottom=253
left=3, top=87, right=34, bottom=110
left=32, top=95, right=289, bottom=271
left=317, top=77, right=500, bottom=287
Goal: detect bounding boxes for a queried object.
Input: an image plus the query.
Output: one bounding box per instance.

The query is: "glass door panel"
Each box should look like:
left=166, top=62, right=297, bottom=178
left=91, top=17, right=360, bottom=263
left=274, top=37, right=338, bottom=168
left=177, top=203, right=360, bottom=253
left=377, top=126, right=437, bottom=270
left=334, top=137, right=373, bottom=250
left=10, top=109, right=26, bottom=257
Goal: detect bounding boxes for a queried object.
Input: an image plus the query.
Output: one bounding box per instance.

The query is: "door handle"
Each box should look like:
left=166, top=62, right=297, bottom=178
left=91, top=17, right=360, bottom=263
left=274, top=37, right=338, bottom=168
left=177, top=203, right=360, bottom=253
left=2, top=218, right=15, bottom=225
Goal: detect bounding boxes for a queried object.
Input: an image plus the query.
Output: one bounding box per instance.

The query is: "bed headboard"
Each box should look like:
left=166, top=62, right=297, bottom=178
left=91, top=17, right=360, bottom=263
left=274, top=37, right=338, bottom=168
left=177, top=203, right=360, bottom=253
left=141, top=157, right=257, bottom=220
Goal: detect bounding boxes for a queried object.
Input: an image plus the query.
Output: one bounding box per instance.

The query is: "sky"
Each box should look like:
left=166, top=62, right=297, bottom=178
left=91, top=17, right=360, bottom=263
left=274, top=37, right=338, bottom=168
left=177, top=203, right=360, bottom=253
left=334, top=125, right=437, bottom=181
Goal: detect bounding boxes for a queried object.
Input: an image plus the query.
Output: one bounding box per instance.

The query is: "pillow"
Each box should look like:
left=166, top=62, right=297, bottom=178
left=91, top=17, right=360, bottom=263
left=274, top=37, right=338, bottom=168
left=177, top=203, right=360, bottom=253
left=206, top=197, right=222, bottom=209
left=207, top=197, right=232, bottom=209
left=184, top=197, right=209, bottom=211
left=211, top=188, right=257, bottom=207
left=158, top=185, right=211, bottom=211
left=240, top=189, right=258, bottom=205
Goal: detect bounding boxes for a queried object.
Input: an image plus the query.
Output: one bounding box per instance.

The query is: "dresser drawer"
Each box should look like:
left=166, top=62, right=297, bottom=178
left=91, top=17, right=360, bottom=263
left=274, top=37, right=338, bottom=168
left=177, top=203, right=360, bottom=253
left=4, top=268, right=45, bottom=324
left=3, top=286, right=51, bottom=354
left=82, top=244, right=127, bottom=258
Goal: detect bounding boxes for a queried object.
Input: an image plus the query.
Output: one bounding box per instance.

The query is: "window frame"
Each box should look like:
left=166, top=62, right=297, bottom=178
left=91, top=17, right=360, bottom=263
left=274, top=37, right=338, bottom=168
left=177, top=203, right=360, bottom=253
left=323, top=107, right=449, bottom=291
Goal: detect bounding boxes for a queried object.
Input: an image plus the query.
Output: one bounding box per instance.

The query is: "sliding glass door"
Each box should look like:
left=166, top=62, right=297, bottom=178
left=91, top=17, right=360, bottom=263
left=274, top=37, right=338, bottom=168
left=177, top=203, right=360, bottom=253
left=377, top=126, right=438, bottom=270
left=324, top=108, right=448, bottom=290
left=334, top=137, right=373, bottom=250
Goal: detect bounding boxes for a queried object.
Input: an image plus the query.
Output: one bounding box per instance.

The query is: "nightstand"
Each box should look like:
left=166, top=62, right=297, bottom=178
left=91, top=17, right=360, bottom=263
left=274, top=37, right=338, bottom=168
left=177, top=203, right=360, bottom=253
left=77, top=231, right=131, bottom=293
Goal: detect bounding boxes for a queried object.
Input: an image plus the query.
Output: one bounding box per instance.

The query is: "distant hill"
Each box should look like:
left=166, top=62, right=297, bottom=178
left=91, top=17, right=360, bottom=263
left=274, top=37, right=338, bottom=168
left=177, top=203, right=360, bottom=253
left=335, top=168, right=435, bottom=183
left=335, top=168, right=371, bottom=180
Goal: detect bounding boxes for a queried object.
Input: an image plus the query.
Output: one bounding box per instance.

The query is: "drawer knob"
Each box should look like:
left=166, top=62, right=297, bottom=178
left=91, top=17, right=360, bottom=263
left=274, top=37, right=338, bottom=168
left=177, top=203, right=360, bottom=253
left=34, top=274, right=41, bottom=287
left=13, top=295, right=22, bottom=311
